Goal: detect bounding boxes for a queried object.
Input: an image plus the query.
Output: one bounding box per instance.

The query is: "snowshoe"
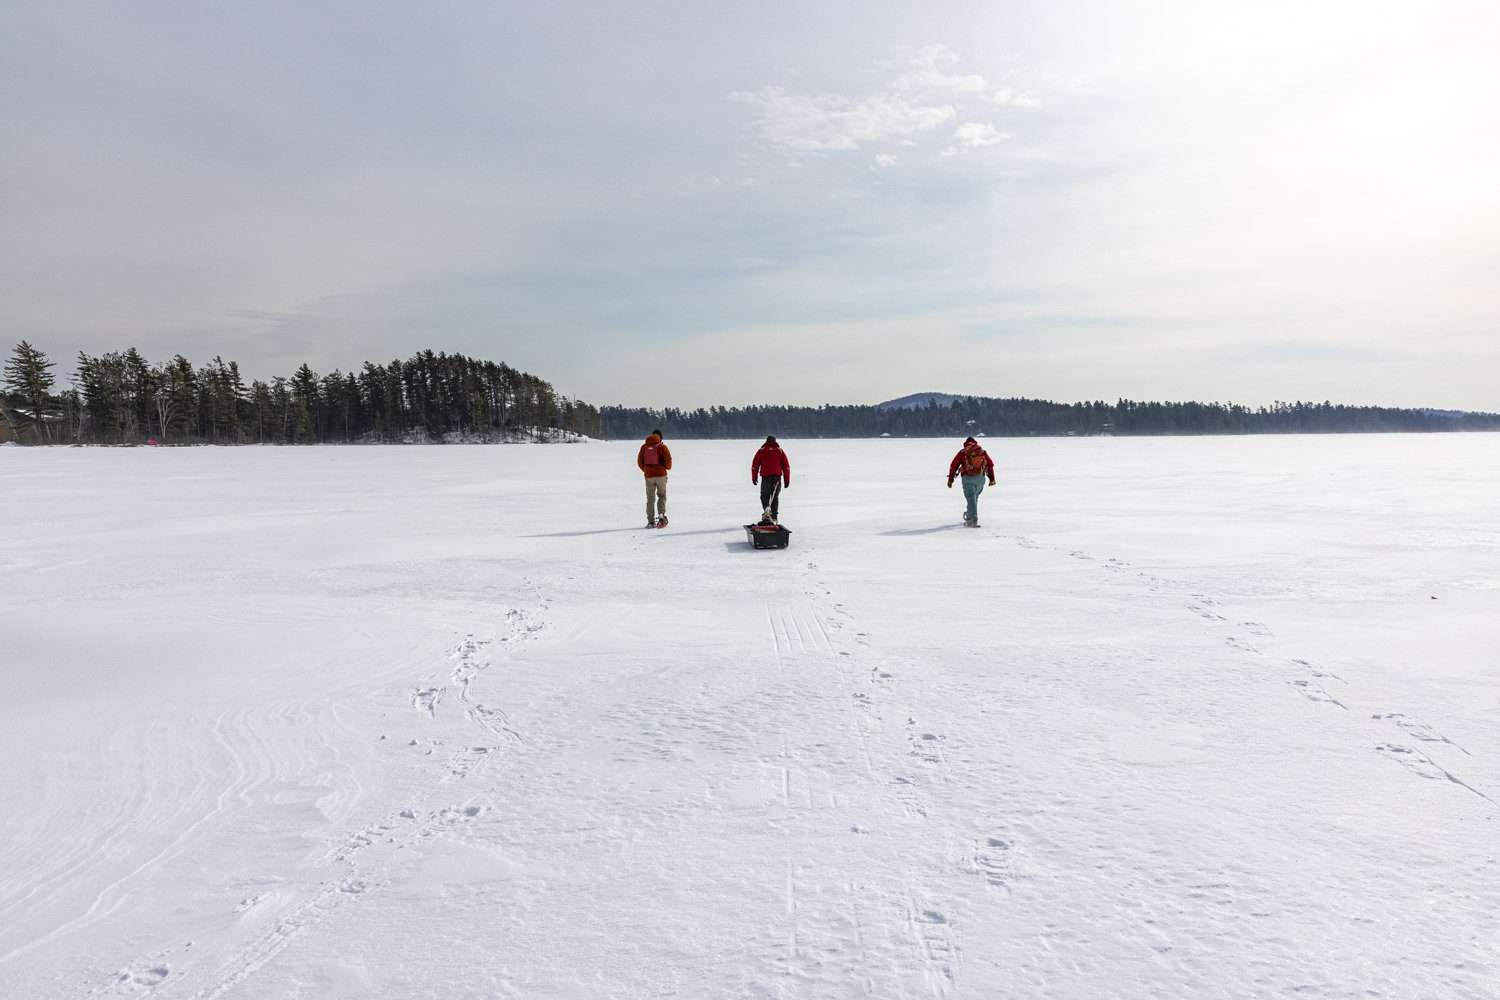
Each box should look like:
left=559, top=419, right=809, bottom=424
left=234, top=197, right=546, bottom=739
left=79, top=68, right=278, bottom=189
left=655, top=516, right=669, bottom=529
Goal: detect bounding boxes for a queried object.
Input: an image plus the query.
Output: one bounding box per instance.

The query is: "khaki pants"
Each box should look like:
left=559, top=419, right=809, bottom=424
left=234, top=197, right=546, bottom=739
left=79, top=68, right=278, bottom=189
left=645, top=476, right=668, bottom=522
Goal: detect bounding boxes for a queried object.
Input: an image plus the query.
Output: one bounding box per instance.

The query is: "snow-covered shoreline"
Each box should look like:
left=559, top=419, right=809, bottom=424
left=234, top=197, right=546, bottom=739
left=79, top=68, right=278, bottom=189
left=2, top=436, right=1496, bottom=998
left=5, top=428, right=1500, bottom=449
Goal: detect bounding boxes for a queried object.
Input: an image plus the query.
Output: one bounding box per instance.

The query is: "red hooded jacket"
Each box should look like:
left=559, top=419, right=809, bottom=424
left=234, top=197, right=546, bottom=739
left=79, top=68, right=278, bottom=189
left=948, top=439, right=995, bottom=484
left=637, top=434, right=672, bottom=477
left=751, top=443, right=790, bottom=484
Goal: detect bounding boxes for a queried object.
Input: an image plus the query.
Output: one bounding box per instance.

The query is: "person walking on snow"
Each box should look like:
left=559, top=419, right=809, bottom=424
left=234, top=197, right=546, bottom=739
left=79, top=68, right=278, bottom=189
left=637, top=429, right=673, bottom=527
left=947, top=436, right=996, bottom=527
left=751, top=435, right=791, bottom=523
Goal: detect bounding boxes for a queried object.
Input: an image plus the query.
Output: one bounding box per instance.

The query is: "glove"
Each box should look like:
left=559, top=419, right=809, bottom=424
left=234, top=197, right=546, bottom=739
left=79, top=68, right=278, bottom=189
left=783, top=479, right=790, bottom=489
left=752, top=477, right=758, bottom=485
left=946, top=478, right=954, bottom=488
left=988, top=478, right=996, bottom=486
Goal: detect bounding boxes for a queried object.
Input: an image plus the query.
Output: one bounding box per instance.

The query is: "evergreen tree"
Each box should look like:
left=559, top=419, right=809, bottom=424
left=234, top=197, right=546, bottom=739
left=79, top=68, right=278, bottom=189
left=249, top=380, right=272, bottom=443
left=290, top=364, right=319, bottom=442
left=123, top=348, right=152, bottom=439
left=3, top=341, right=58, bottom=442
left=271, top=376, right=292, bottom=442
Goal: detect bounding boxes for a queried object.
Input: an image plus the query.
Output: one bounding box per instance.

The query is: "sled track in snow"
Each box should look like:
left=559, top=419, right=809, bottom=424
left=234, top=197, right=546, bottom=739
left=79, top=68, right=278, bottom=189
left=93, top=600, right=548, bottom=999
left=771, top=557, right=976, bottom=997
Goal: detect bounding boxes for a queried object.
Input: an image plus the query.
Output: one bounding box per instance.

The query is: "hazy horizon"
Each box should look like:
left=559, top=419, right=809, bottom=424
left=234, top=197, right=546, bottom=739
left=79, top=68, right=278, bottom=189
left=5, top=2, right=1498, bottom=411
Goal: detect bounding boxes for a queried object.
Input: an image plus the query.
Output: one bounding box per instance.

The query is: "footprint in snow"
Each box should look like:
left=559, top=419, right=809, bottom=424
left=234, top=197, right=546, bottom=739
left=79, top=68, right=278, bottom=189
left=1373, top=713, right=1471, bottom=755
left=975, top=836, right=1013, bottom=887
left=1374, top=744, right=1495, bottom=805
left=411, top=686, right=444, bottom=717
left=1292, top=658, right=1344, bottom=682
left=1289, top=678, right=1346, bottom=709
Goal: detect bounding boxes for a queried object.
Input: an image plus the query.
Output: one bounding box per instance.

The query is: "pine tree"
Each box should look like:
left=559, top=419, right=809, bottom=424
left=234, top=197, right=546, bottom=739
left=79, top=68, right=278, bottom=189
left=4, top=341, right=58, bottom=442
left=290, top=364, right=319, bottom=442
left=169, top=355, right=197, bottom=440
left=249, top=379, right=272, bottom=442
left=271, top=376, right=292, bottom=442
left=123, top=348, right=151, bottom=440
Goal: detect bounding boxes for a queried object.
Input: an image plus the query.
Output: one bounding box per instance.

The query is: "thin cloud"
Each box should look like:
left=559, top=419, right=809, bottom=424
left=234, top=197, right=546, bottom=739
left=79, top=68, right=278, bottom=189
left=990, top=87, right=1041, bottom=109
left=729, top=86, right=955, bottom=152
left=952, top=122, right=1012, bottom=149
left=890, top=44, right=990, bottom=96
left=731, top=44, right=1035, bottom=157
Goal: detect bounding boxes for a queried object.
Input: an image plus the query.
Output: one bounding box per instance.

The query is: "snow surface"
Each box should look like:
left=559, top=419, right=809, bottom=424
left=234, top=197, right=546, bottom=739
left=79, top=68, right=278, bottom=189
left=2, top=435, right=1497, bottom=999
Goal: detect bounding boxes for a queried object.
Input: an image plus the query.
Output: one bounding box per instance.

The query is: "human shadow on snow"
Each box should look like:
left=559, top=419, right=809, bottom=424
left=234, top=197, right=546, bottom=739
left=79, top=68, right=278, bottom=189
left=521, top=527, right=647, bottom=538
left=879, top=524, right=965, bottom=536
left=523, top=526, right=740, bottom=539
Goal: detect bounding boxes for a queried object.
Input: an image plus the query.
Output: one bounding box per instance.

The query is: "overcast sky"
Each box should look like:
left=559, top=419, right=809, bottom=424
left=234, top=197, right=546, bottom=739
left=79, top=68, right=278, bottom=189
left=4, top=1, right=1497, bottom=409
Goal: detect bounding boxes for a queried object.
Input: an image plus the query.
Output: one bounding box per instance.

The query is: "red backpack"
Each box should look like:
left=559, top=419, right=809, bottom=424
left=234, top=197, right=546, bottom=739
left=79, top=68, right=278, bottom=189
left=641, top=443, right=663, bottom=466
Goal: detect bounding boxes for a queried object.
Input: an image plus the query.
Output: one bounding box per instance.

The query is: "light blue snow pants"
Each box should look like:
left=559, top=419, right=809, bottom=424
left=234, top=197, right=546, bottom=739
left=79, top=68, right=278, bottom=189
left=961, top=475, right=986, bottom=521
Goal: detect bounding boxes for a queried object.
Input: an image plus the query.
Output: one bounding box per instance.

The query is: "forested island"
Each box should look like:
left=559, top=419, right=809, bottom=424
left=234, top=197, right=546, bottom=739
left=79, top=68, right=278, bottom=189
left=4, top=340, right=1496, bottom=445
left=1, top=341, right=601, bottom=445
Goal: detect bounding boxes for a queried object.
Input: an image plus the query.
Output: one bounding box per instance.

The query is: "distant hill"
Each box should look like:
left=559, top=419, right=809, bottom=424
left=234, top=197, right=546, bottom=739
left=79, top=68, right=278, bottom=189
left=877, top=392, right=974, bottom=411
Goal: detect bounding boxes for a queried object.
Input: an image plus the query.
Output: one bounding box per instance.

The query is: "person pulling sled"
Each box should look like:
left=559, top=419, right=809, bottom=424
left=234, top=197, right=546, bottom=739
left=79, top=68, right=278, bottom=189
left=637, top=429, right=673, bottom=528
left=947, top=436, right=996, bottom=527
left=751, top=435, right=791, bottom=524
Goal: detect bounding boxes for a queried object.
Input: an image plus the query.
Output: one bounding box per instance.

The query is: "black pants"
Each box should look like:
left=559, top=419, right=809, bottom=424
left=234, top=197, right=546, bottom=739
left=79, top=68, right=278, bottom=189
left=759, top=476, right=782, bottom=519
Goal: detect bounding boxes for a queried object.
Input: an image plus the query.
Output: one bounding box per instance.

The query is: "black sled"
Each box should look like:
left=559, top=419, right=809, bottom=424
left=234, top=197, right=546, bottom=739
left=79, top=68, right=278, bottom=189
left=744, top=523, right=791, bottom=549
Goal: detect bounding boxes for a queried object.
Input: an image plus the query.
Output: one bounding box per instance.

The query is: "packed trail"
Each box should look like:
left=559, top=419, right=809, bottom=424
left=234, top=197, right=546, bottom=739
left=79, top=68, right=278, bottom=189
left=2, top=436, right=1497, bottom=999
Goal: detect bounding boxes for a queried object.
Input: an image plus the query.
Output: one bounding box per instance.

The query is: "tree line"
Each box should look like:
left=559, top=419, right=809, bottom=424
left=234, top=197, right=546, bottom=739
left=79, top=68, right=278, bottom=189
left=8, top=338, right=1496, bottom=445
left=1, top=341, right=601, bottom=445
left=601, top=396, right=1500, bottom=439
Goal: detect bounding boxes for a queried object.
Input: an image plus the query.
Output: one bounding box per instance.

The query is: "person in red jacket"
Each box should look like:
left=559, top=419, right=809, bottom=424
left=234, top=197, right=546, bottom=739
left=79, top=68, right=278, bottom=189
left=947, top=436, right=996, bottom=526
left=750, top=435, right=791, bottom=524
left=637, top=429, right=673, bottom=527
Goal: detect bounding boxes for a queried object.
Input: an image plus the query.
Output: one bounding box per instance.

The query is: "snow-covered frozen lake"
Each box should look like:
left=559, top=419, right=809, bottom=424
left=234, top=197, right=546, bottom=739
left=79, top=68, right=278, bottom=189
left=2, top=435, right=1497, bottom=999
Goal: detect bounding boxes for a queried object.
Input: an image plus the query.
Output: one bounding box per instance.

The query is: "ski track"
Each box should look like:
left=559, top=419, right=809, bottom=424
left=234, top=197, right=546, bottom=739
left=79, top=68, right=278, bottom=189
left=737, top=553, right=975, bottom=997
left=88, top=599, right=549, bottom=999
left=803, top=557, right=975, bottom=997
